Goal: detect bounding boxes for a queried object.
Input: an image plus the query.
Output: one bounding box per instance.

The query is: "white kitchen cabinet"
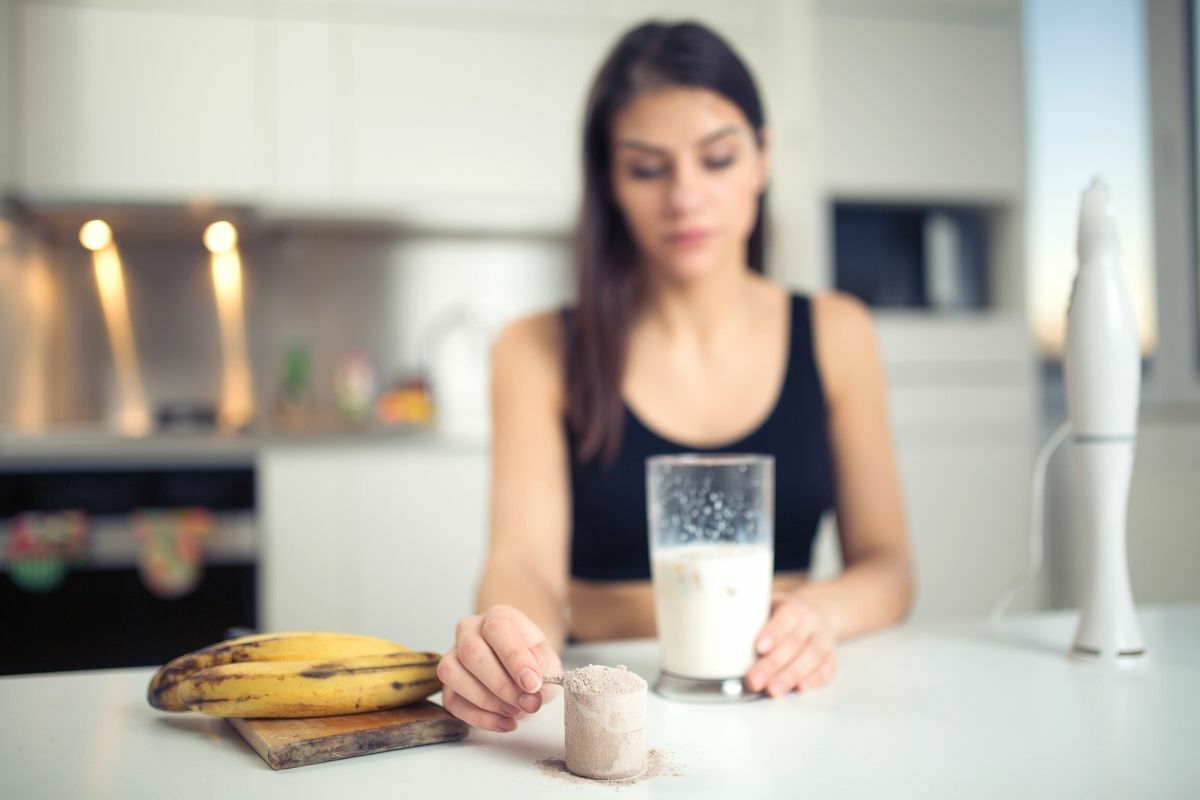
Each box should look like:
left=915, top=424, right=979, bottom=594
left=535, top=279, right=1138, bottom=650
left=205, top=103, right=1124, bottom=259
left=0, top=1, right=12, bottom=192
left=11, top=0, right=816, bottom=231
left=265, top=0, right=800, bottom=227
left=807, top=0, right=1037, bottom=618
left=897, top=438, right=1037, bottom=618
left=341, top=20, right=600, bottom=219
left=875, top=313, right=1040, bottom=618
left=15, top=1, right=263, bottom=201
left=265, top=13, right=340, bottom=204
left=259, top=441, right=489, bottom=652
left=815, top=0, right=1024, bottom=200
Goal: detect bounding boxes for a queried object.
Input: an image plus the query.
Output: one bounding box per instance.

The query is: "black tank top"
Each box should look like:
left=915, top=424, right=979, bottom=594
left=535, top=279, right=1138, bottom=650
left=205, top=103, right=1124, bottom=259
left=566, top=293, right=834, bottom=581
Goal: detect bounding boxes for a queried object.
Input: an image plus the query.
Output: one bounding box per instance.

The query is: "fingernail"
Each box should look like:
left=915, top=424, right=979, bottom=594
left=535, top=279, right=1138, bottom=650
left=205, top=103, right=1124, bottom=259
left=500, top=703, right=521, bottom=717
left=497, top=716, right=517, bottom=732
left=519, top=668, right=541, bottom=693
left=518, top=693, right=540, bottom=713
left=757, top=638, right=772, bottom=654
left=769, top=681, right=787, bottom=697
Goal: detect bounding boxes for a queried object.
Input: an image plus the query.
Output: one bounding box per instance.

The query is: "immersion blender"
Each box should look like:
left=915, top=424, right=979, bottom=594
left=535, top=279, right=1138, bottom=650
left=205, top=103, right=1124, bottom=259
left=1062, top=177, right=1146, bottom=660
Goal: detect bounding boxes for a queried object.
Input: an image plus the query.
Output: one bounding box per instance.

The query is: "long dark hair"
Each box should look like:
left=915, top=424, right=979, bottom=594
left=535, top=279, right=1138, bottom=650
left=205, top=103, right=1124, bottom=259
left=566, top=20, right=769, bottom=464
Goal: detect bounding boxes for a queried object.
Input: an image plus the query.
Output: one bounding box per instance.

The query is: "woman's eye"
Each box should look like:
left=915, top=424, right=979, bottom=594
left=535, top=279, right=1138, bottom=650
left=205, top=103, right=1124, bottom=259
left=704, top=154, right=735, bottom=171
left=629, top=164, right=666, bottom=180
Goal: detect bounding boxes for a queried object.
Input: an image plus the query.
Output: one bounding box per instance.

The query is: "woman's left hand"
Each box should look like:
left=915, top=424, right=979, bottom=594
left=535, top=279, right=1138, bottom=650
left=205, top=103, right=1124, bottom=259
left=745, top=593, right=837, bottom=697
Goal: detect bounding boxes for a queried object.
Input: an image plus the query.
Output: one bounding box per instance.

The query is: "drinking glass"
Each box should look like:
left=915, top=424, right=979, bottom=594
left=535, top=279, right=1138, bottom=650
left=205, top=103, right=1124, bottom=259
left=646, top=453, right=774, bottom=701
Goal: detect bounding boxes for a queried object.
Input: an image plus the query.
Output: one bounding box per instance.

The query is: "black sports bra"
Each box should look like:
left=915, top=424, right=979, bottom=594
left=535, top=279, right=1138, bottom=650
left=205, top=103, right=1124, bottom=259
left=565, top=293, right=835, bottom=581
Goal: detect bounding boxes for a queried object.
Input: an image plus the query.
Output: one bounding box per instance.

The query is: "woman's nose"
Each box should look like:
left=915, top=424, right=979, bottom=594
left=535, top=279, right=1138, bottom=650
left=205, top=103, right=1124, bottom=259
left=665, top=165, right=705, bottom=216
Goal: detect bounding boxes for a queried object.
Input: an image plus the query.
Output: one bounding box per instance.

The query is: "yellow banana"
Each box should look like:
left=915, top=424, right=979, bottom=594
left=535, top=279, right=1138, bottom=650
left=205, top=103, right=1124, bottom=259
left=176, top=650, right=441, bottom=718
left=147, top=631, right=409, bottom=712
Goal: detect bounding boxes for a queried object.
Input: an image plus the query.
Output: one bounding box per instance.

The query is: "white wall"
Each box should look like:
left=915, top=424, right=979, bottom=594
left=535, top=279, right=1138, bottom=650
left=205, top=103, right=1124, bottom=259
left=811, top=0, right=1038, bottom=621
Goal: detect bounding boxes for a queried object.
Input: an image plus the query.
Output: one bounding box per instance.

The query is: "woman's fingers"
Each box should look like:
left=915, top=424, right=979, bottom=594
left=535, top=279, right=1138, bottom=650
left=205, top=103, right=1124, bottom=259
left=754, top=595, right=805, bottom=655
left=480, top=608, right=547, bottom=696
left=437, top=652, right=522, bottom=718
left=748, top=596, right=839, bottom=699
left=531, top=640, right=564, bottom=704
left=767, top=631, right=835, bottom=697
left=800, top=650, right=837, bottom=692
left=442, top=687, right=518, bottom=733
left=745, top=627, right=809, bottom=693
left=455, top=633, right=537, bottom=712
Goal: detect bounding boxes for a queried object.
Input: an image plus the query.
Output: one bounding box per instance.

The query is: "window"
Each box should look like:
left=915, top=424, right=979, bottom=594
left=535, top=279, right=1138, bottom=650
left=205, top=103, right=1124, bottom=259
left=1024, top=0, right=1158, bottom=362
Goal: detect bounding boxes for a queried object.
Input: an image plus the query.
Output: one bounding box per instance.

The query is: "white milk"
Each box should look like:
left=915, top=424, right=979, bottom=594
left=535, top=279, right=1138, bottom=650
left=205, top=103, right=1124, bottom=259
left=651, top=543, right=773, bottom=679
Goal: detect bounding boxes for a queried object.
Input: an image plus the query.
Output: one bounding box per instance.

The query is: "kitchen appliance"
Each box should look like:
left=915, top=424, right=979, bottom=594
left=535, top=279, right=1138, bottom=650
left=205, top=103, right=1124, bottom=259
left=990, top=179, right=1148, bottom=663
left=1062, top=177, right=1145, bottom=661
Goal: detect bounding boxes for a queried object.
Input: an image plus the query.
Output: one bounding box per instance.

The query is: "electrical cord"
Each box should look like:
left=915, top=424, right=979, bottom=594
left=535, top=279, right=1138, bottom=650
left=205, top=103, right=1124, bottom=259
left=988, top=419, right=1072, bottom=627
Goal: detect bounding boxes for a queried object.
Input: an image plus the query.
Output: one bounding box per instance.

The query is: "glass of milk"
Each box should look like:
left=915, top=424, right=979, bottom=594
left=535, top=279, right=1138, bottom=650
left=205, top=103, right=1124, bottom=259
left=647, top=454, right=774, bottom=702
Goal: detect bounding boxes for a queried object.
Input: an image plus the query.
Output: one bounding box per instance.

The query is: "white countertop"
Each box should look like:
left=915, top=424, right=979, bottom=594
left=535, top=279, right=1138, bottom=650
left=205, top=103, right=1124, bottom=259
left=0, top=427, right=483, bottom=470
left=2, top=606, right=1197, bottom=798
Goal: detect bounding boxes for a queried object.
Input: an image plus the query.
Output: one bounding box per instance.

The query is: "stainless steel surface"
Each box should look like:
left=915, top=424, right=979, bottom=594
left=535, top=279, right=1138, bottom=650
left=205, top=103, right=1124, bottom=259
left=0, top=212, right=400, bottom=431
left=652, top=670, right=766, bottom=704
left=0, top=426, right=473, bottom=470
left=0, top=208, right=571, bottom=442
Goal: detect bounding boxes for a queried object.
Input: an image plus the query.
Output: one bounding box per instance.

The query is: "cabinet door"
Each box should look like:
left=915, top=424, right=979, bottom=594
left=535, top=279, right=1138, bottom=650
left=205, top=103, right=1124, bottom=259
left=816, top=0, right=1024, bottom=200
left=877, top=313, right=1039, bottom=618
left=266, top=14, right=339, bottom=204
left=343, top=20, right=607, bottom=223
left=349, top=447, right=489, bottom=651
left=0, top=1, right=12, bottom=192
left=898, top=438, right=1036, bottom=620
left=260, top=444, right=489, bottom=651
left=17, top=2, right=262, bottom=201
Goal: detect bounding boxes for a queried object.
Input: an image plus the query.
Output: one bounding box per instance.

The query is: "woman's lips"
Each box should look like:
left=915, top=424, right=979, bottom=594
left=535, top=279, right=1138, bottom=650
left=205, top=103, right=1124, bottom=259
left=666, top=229, right=712, bottom=247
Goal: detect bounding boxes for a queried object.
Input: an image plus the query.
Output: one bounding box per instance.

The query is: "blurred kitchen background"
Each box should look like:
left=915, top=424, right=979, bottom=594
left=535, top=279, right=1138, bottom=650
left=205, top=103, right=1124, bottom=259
left=1, top=0, right=1197, bottom=673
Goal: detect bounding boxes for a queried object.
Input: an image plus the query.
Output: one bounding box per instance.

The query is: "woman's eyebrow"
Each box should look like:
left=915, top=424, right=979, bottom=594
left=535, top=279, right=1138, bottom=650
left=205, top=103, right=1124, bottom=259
left=616, top=139, right=668, bottom=155
left=616, top=124, right=743, bottom=155
left=698, top=124, right=740, bottom=145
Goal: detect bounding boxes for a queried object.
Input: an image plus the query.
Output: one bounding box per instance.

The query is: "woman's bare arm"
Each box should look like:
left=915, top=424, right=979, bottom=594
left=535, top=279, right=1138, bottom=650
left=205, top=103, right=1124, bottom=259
left=438, top=312, right=571, bottom=733
left=799, top=291, right=914, bottom=639
left=475, top=312, right=572, bottom=652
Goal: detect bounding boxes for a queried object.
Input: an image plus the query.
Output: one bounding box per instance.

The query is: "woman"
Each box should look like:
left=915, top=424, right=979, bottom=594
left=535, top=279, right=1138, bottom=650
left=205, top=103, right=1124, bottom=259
left=436, top=20, right=913, bottom=733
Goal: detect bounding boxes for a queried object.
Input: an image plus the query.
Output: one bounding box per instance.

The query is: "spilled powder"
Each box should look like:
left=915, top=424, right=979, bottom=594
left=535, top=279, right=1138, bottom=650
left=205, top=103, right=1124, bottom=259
left=532, top=748, right=682, bottom=787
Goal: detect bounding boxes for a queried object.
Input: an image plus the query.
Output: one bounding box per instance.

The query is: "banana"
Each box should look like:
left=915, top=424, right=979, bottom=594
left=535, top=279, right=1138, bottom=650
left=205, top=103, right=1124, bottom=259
left=176, top=650, right=442, bottom=718
left=147, top=631, right=409, bottom=712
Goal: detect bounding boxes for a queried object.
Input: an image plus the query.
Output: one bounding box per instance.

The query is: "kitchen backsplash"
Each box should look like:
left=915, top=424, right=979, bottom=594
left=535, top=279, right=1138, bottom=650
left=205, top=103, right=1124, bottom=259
left=0, top=211, right=572, bottom=435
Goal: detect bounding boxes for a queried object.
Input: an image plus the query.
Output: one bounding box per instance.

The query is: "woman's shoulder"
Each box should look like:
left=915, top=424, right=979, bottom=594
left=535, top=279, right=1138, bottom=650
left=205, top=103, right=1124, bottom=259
left=491, top=308, right=568, bottom=407
left=807, top=291, right=880, bottom=402
left=759, top=280, right=871, bottom=340
left=493, top=308, right=567, bottom=362
left=809, top=290, right=873, bottom=336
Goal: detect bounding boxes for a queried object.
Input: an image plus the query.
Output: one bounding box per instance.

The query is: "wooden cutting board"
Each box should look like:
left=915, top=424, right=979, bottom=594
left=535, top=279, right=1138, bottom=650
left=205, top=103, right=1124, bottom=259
left=228, top=701, right=468, bottom=770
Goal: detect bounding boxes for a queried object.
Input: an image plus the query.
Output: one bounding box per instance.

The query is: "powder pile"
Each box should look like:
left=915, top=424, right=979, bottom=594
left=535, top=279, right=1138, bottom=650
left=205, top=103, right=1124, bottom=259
left=561, top=664, right=647, bottom=695
left=558, top=664, right=648, bottom=780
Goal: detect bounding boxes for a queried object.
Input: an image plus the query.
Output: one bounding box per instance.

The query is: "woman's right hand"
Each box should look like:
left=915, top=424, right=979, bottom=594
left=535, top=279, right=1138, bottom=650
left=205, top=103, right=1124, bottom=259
left=437, top=604, right=562, bottom=732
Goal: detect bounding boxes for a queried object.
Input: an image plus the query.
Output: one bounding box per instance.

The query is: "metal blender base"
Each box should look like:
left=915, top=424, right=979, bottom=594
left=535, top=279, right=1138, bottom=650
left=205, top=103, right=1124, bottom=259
left=653, top=670, right=764, bottom=703
left=1069, top=643, right=1147, bottom=660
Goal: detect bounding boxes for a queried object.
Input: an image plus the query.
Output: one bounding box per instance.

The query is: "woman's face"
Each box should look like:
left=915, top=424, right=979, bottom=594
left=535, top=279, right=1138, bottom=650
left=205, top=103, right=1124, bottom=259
left=609, top=86, right=768, bottom=283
